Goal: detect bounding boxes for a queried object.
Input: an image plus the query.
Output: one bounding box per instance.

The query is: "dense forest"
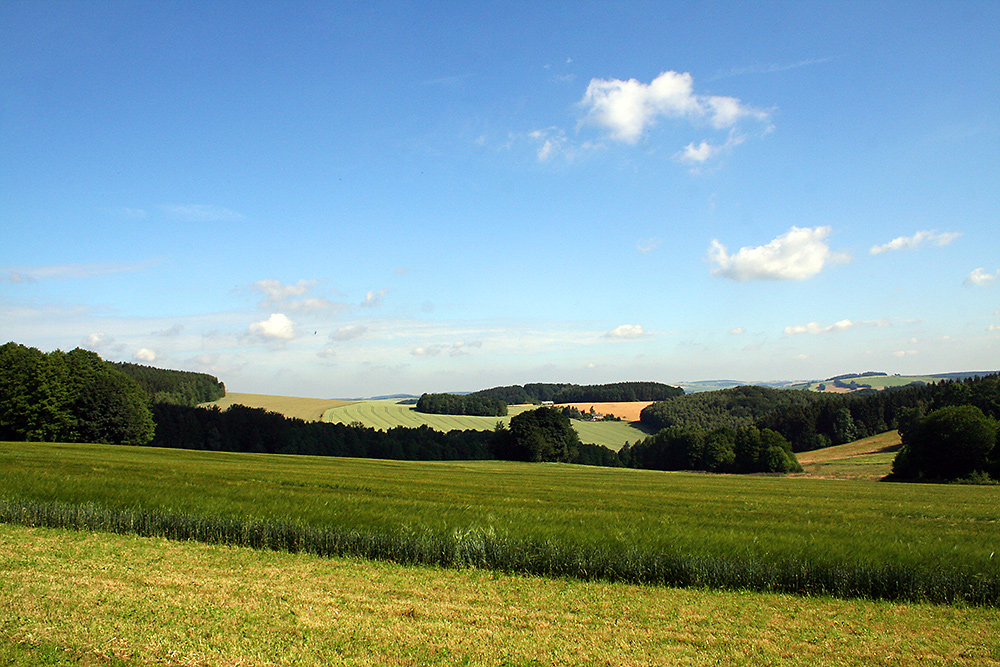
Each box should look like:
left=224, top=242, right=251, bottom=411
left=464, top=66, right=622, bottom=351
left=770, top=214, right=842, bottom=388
left=109, top=361, right=225, bottom=406
left=470, top=381, right=684, bottom=405
left=621, top=425, right=802, bottom=474
left=415, top=393, right=507, bottom=417
left=0, top=342, right=154, bottom=445
left=639, top=385, right=825, bottom=433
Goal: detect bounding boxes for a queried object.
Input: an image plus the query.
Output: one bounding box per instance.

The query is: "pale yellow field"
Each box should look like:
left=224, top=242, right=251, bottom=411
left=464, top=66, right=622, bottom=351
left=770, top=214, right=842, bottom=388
left=200, top=392, right=355, bottom=422
left=554, top=401, right=653, bottom=422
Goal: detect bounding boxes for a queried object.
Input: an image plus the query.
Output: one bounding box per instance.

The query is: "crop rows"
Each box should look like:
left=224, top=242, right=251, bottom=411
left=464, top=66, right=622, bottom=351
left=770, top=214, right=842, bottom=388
left=2, top=495, right=997, bottom=606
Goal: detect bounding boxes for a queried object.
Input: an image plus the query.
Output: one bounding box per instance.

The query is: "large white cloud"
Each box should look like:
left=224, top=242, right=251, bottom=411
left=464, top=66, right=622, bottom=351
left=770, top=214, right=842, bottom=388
left=869, top=230, right=961, bottom=255
left=247, top=313, right=295, bottom=342
left=708, top=226, right=849, bottom=281
left=579, top=70, right=768, bottom=144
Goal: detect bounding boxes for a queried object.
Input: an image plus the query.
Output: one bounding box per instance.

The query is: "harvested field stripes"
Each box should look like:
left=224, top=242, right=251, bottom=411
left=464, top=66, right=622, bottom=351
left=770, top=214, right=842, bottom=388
left=2, top=497, right=998, bottom=606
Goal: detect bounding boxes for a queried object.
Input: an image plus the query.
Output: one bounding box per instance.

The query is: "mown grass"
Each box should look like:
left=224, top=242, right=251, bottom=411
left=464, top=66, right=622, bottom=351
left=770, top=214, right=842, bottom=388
left=796, top=431, right=902, bottom=480
left=200, top=392, right=355, bottom=421
left=4, top=524, right=1000, bottom=666
left=2, top=441, right=998, bottom=605
left=321, top=399, right=648, bottom=449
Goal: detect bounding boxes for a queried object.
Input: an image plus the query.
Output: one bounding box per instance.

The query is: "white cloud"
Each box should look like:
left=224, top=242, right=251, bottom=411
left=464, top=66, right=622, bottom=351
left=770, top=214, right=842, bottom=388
left=362, top=289, right=388, bottom=308
left=729, top=327, right=745, bottom=335
left=578, top=70, right=769, bottom=144
left=164, top=204, right=244, bottom=222
left=133, top=348, right=157, bottom=362
left=247, top=313, right=295, bottom=342
left=869, top=230, right=961, bottom=255
left=708, top=226, right=849, bottom=281
left=784, top=319, right=858, bottom=335
left=964, top=268, right=999, bottom=286
left=783, top=318, right=889, bottom=335
left=252, top=279, right=338, bottom=313
left=605, top=324, right=644, bottom=339
left=85, top=332, right=111, bottom=348
left=675, top=130, right=747, bottom=167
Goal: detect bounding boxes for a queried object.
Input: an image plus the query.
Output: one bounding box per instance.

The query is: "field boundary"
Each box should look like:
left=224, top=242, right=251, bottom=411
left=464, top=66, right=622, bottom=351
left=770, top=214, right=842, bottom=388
left=3, top=496, right=996, bottom=607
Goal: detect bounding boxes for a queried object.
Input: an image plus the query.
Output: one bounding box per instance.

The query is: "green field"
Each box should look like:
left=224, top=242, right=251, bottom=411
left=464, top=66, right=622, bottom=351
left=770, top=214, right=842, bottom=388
left=790, top=374, right=981, bottom=392
left=2, top=440, right=997, bottom=587
left=796, top=431, right=902, bottom=480
left=3, top=439, right=1000, bottom=664
left=321, top=399, right=650, bottom=450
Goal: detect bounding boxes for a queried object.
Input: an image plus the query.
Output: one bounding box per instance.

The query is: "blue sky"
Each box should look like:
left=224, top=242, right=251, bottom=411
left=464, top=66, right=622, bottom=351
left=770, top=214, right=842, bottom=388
left=2, top=1, right=999, bottom=398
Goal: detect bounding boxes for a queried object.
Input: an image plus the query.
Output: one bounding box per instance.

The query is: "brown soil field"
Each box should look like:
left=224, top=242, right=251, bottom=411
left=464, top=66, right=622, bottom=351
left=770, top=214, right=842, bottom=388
left=554, top=401, right=653, bottom=423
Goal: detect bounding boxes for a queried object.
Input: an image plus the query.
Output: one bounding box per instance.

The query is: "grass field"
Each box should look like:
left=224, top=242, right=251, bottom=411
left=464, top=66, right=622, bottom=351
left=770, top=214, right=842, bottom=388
left=201, top=392, right=355, bottom=422
left=2, top=440, right=998, bottom=589
left=321, top=399, right=651, bottom=450
left=796, top=431, right=902, bottom=481
left=197, top=394, right=650, bottom=450
left=4, top=523, right=998, bottom=667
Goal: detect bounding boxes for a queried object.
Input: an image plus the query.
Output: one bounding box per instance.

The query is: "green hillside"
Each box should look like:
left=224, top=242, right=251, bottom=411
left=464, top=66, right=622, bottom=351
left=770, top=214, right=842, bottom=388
left=322, top=399, right=648, bottom=450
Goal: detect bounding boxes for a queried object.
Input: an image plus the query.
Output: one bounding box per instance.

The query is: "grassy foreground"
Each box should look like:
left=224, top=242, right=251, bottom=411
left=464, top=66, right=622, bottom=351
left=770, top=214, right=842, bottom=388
left=2, top=441, right=999, bottom=605
left=3, top=524, right=999, bottom=667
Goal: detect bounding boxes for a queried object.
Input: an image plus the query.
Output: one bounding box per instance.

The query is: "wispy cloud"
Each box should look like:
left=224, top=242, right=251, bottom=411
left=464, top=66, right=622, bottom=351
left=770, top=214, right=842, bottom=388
left=330, top=324, right=368, bottom=341
left=711, top=58, right=832, bottom=80
left=163, top=204, right=244, bottom=222
left=252, top=279, right=341, bottom=313
left=605, top=324, right=645, bottom=339
left=783, top=318, right=889, bottom=335
left=708, top=226, right=850, bottom=281
left=362, top=289, right=388, bottom=308
left=870, top=230, right=961, bottom=255
left=965, top=267, right=999, bottom=286
left=3, top=260, right=155, bottom=282
left=637, top=238, right=662, bottom=254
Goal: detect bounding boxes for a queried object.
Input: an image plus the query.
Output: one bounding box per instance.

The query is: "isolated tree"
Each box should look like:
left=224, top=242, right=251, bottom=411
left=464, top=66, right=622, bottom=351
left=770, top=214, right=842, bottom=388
left=892, top=405, right=998, bottom=481
left=499, top=407, right=580, bottom=462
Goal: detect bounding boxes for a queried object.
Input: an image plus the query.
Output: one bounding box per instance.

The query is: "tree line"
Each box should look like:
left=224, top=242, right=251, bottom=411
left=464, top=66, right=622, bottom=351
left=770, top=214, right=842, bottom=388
left=0, top=342, right=154, bottom=445
left=109, top=361, right=226, bottom=406
left=415, top=393, right=507, bottom=417
left=471, top=381, right=684, bottom=405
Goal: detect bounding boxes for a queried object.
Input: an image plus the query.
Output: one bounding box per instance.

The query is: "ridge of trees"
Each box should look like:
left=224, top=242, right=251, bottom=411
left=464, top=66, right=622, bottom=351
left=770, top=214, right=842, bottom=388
left=470, top=381, right=684, bottom=405
left=109, top=361, right=226, bottom=406
left=760, top=373, right=1000, bottom=454
left=415, top=393, right=507, bottom=417
left=639, top=385, right=826, bottom=433
left=0, top=342, right=154, bottom=445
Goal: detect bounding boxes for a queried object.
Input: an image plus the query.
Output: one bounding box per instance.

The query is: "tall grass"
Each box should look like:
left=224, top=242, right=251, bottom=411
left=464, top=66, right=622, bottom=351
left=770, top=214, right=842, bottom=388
left=2, top=496, right=997, bottom=606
